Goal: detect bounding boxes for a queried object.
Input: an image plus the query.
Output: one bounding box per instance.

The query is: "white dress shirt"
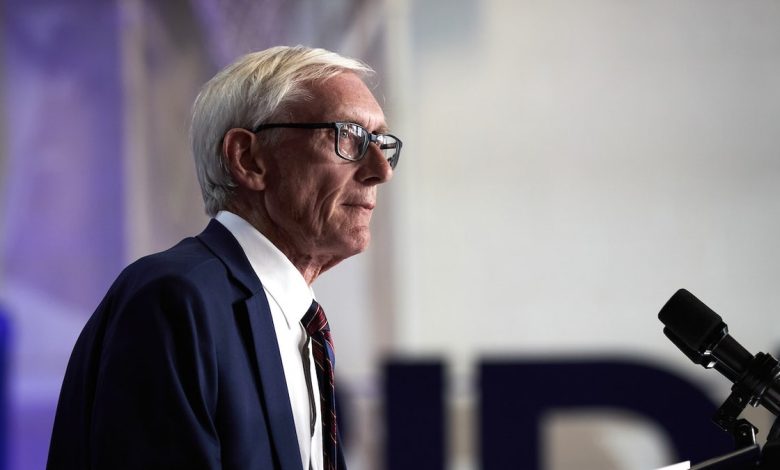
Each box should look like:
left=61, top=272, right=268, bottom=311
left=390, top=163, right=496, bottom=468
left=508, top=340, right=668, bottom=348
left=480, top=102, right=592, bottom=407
left=215, top=211, right=323, bottom=470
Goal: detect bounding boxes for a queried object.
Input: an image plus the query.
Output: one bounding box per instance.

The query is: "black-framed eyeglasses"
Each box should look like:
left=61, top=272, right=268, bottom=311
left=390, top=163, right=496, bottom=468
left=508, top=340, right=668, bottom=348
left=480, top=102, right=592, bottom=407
left=252, top=122, right=402, bottom=169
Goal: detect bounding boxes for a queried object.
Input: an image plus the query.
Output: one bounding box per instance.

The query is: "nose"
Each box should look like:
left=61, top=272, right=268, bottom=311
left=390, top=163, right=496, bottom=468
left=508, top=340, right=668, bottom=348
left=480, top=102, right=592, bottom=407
left=356, top=144, right=394, bottom=185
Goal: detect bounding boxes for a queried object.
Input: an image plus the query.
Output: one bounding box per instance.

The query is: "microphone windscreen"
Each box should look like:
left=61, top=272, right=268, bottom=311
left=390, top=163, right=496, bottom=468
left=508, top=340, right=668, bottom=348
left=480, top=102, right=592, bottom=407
left=658, top=288, right=726, bottom=352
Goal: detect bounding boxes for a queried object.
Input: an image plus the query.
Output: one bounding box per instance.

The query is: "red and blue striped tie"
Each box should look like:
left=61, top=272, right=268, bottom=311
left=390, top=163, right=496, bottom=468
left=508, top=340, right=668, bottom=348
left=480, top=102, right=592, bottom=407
left=302, top=300, right=338, bottom=470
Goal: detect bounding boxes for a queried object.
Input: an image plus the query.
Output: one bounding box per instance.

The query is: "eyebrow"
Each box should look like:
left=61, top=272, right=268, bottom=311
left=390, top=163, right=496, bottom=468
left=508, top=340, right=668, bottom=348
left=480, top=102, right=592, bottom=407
left=360, top=119, right=389, bottom=134
left=336, top=112, right=388, bottom=134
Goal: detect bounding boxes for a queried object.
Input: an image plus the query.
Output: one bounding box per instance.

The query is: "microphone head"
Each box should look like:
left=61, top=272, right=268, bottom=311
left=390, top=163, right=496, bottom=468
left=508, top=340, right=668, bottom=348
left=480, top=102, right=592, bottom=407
left=662, top=327, right=709, bottom=365
left=659, top=288, right=727, bottom=353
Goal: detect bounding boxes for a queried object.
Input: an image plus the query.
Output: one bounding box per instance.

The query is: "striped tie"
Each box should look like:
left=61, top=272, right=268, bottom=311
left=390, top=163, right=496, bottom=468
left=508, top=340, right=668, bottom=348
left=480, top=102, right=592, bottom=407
left=302, top=300, right=338, bottom=470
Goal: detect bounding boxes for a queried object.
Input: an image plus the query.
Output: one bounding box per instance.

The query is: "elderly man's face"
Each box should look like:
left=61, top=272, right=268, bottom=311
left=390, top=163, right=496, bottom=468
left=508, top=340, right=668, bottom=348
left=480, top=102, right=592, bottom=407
left=259, top=72, right=393, bottom=263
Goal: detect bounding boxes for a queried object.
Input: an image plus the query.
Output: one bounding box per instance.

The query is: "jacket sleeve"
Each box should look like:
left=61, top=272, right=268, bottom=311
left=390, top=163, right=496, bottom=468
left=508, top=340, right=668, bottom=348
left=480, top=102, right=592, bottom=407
left=88, top=275, right=220, bottom=469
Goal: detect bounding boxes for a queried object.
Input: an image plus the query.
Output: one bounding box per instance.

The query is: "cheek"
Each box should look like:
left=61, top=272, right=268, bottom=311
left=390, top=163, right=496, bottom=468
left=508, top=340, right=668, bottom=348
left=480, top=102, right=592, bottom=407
left=312, top=175, right=352, bottom=216
left=271, top=159, right=356, bottom=225
left=280, top=179, right=342, bottom=229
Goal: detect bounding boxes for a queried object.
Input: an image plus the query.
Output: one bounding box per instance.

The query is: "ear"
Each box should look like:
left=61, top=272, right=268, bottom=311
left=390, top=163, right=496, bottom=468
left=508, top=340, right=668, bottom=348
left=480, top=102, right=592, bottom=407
left=222, top=128, right=267, bottom=191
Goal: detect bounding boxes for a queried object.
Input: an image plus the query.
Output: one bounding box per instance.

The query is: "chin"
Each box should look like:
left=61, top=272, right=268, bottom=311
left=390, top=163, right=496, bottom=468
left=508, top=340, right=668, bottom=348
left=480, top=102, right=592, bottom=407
left=342, top=229, right=371, bottom=256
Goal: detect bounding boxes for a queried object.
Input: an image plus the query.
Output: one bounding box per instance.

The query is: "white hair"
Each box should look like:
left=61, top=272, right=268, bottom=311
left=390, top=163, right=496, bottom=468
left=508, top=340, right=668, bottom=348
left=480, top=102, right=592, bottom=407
left=190, top=45, right=374, bottom=216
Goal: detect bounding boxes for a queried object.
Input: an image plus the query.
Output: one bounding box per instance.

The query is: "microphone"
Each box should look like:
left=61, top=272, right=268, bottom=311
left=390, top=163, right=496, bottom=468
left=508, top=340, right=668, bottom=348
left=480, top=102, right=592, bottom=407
left=658, top=289, right=780, bottom=417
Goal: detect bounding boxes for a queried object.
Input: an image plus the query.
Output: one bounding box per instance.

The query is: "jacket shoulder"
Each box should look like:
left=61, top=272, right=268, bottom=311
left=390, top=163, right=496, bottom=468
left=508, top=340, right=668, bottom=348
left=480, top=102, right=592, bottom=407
left=117, top=236, right=229, bottom=292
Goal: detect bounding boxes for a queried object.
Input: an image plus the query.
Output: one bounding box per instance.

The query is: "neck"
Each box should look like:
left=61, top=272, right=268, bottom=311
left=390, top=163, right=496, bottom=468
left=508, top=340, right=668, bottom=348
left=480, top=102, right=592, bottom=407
left=283, top=253, right=341, bottom=285
left=225, top=199, right=342, bottom=285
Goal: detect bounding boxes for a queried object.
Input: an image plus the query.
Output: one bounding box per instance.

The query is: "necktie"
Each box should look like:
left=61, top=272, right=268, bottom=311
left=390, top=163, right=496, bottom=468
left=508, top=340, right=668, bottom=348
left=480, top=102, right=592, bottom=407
left=302, top=300, right=338, bottom=470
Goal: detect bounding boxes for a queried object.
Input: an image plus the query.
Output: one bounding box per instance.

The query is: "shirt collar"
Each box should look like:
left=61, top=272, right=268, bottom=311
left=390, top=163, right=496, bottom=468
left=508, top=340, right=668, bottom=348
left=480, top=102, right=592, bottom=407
left=215, top=211, right=314, bottom=328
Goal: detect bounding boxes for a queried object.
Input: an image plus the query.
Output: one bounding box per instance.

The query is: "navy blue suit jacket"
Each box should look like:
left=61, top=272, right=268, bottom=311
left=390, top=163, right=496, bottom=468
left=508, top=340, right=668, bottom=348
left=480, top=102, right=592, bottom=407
left=48, top=220, right=343, bottom=469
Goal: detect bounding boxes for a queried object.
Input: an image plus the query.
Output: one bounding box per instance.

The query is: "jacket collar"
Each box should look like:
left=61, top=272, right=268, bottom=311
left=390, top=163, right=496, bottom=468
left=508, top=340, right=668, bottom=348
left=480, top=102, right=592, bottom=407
left=196, top=218, right=264, bottom=296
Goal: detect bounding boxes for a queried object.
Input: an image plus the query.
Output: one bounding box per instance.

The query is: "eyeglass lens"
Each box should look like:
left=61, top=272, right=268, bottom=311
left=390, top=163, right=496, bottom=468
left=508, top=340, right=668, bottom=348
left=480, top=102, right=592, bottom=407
left=337, top=123, right=400, bottom=167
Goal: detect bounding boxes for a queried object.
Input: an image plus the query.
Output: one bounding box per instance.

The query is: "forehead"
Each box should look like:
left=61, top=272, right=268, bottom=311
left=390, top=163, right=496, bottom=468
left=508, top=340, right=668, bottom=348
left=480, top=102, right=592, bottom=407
left=293, top=72, right=387, bottom=131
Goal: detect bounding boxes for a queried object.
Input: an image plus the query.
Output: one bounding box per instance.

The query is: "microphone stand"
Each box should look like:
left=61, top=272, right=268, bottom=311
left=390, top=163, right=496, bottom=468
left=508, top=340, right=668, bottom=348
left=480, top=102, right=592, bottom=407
left=758, top=417, right=780, bottom=469
left=691, top=352, right=780, bottom=469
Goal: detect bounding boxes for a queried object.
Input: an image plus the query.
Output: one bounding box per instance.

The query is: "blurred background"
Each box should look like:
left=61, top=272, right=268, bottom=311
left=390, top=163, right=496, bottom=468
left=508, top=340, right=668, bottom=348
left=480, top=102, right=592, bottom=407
left=2, top=0, right=780, bottom=469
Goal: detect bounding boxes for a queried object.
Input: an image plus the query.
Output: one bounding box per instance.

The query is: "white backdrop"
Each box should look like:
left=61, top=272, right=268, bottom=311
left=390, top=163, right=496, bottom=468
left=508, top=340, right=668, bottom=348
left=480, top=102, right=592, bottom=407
left=375, top=0, right=780, bottom=468
left=392, top=0, right=780, bottom=361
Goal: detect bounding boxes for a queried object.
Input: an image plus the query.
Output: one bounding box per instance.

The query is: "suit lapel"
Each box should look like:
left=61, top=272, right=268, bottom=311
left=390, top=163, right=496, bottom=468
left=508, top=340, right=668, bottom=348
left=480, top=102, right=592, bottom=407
left=245, top=294, right=304, bottom=470
left=197, top=219, right=303, bottom=470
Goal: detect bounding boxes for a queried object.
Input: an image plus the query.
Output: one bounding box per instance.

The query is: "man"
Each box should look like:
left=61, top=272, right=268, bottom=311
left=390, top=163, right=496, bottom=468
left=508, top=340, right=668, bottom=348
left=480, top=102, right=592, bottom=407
left=47, top=46, right=401, bottom=470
